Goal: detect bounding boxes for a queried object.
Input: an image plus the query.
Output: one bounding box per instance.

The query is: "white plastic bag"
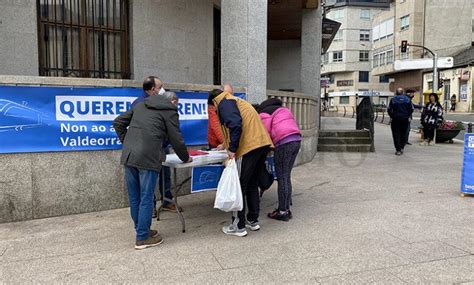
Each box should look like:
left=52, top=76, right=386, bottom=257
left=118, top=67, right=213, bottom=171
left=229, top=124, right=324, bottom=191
left=214, top=159, right=243, bottom=212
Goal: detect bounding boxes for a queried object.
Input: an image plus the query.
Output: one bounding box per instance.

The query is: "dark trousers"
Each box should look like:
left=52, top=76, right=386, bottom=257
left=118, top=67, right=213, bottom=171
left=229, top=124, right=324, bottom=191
left=406, top=121, right=411, bottom=143
left=153, top=166, right=172, bottom=208
left=274, top=141, right=301, bottom=211
left=424, top=127, right=435, bottom=142
left=235, top=146, right=270, bottom=229
left=390, top=118, right=409, bottom=152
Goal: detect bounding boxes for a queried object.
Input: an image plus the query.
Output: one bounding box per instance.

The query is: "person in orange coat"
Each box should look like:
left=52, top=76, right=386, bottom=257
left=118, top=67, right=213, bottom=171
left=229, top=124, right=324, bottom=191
left=208, top=89, right=224, bottom=149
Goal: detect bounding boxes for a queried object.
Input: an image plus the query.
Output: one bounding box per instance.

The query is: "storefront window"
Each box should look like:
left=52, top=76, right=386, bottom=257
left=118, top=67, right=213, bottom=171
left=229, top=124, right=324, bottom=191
left=339, top=96, right=350, bottom=104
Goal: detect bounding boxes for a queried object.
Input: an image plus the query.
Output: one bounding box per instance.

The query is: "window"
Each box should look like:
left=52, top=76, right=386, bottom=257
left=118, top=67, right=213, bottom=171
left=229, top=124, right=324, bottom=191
left=373, top=18, right=395, bottom=42
left=379, top=52, right=386, bottom=66
left=373, top=25, right=380, bottom=42
left=373, top=54, right=380, bottom=67
left=360, top=9, right=370, bottom=19
left=360, top=30, right=370, bottom=41
left=359, top=71, right=369, bottom=83
left=322, top=53, right=329, bottom=64
left=37, top=0, right=130, bottom=79
left=334, top=30, right=343, bottom=41
left=386, top=18, right=394, bottom=38
left=332, top=51, right=343, bottom=62
left=359, top=51, right=369, bottom=62
left=401, top=15, right=410, bottom=31
left=339, top=96, right=350, bottom=104
left=329, top=74, right=335, bottom=84
left=379, top=75, right=390, bottom=83
left=386, top=50, right=394, bottom=64
left=332, top=9, right=344, bottom=19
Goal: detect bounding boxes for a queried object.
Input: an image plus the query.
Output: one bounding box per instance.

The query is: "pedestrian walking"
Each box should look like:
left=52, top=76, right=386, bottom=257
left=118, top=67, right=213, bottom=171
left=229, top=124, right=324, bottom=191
left=450, top=94, right=457, bottom=112
left=113, top=76, right=192, bottom=250
left=208, top=88, right=273, bottom=237
left=257, top=98, right=301, bottom=222
left=387, top=88, right=413, bottom=156
left=420, top=93, right=444, bottom=146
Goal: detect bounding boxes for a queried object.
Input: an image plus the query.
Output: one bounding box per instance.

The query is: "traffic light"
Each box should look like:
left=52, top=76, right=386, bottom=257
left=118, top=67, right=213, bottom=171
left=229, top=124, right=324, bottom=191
left=438, top=81, right=444, bottom=89
left=401, top=40, right=408, bottom=53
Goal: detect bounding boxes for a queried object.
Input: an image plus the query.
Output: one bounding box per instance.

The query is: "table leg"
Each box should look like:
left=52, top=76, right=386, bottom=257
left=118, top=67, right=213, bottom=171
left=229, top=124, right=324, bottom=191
left=156, top=170, right=165, bottom=221
left=173, top=168, right=186, bottom=233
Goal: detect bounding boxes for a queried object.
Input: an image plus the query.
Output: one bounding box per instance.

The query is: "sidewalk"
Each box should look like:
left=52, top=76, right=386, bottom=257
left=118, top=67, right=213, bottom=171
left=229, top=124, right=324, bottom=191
left=1, top=117, right=473, bottom=283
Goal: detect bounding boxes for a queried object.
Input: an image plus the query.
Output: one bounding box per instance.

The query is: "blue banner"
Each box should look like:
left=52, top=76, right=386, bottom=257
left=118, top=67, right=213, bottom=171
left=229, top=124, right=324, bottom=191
left=0, top=86, right=245, bottom=154
left=191, top=165, right=224, bottom=193
left=461, top=133, right=474, bottom=195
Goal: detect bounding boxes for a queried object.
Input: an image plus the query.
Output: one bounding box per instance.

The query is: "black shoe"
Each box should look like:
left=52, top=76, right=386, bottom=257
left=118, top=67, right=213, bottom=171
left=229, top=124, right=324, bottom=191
left=406, top=142, right=412, bottom=145
left=288, top=210, right=293, bottom=219
left=268, top=210, right=290, bottom=222
left=395, top=151, right=402, bottom=156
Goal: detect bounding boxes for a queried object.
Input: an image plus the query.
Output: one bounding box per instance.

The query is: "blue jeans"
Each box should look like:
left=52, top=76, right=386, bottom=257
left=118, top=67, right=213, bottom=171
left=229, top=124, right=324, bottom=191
left=124, top=166, right=159, bottom=241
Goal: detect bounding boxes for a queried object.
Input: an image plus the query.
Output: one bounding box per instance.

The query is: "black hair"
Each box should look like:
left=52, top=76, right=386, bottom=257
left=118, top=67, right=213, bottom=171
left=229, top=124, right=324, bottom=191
left=208, top=89, right=223, bottom=105
left=143, top=76, right=157, bottom=91
left=429, top=93, right=439, bottom=103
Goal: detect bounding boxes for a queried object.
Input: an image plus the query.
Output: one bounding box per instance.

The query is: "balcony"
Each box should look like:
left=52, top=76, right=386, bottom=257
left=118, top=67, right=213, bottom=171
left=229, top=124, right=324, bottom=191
left=327, top=0, right=391, bottom=8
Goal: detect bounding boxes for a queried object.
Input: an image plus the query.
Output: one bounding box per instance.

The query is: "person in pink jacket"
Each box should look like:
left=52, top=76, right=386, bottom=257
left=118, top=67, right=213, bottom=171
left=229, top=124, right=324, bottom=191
left=257, top=98, right=301, bottom=221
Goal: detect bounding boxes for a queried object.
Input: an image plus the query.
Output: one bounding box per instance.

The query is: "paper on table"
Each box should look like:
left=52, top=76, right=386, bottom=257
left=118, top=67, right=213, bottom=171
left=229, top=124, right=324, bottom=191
left=164, top=150, right=228, bottom=167
left=165, top=153, right=185, bottom=165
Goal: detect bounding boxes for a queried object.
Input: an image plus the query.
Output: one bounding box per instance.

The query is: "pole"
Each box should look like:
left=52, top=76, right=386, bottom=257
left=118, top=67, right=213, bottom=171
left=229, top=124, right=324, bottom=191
left=407, top=43, right=436, bottom=107
left=433, top=53, right=438, bottom=98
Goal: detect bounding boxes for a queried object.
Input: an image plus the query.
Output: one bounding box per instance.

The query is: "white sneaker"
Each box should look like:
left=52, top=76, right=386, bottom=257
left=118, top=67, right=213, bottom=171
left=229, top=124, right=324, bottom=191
left=245, top=220, right=261, bottom=231
left=222, top=224, right=248, bottom=237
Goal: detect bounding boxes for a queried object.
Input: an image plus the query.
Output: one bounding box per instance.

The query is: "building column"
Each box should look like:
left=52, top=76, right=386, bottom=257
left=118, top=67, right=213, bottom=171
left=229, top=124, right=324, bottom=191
left=221, top=0, right=268, bottom=103
left=301, top=8, right=322, bottom=129
left=301, top=8, right=322, bottom=97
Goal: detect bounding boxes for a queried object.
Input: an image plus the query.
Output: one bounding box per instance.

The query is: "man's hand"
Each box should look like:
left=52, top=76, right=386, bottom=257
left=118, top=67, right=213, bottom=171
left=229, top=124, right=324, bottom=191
left=216, top=144, right=225, bottom=151
left=187, top=157, right=193, bottom=163
left=227, top=150, right=236, bottom=160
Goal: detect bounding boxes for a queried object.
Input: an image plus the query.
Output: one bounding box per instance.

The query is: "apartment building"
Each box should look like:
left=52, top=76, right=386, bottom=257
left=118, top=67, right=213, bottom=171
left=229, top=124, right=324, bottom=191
left=371, top=0, right=472, bottom=106
left=322, top=0, right=392, bottom=108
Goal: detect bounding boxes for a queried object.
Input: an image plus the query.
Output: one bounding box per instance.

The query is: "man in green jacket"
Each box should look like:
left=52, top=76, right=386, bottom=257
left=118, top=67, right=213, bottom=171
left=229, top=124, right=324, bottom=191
left=113, top=76, right=191, bottom=250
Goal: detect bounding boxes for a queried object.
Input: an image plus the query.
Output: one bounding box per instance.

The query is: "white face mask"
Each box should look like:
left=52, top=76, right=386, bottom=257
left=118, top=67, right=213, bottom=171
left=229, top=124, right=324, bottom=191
left=158, top=87, right=166, bottom=96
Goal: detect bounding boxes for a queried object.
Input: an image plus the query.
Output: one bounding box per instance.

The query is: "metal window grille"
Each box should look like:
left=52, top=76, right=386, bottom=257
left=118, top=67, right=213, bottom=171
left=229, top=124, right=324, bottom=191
left=37, top=0, right=130, bottom=79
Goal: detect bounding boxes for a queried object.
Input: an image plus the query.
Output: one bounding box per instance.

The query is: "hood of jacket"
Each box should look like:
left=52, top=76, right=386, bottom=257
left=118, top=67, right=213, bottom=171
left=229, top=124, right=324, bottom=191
left=257, top=98, right=283, bottom=115
left=144, top=95, right=177, bottom=111
left=392, top=94, right=411, bottom=104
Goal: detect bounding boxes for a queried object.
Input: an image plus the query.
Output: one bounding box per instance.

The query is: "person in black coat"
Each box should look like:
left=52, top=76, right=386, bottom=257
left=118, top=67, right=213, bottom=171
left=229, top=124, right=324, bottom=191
left=387, top=88, right=413, bottom=155
left=420, top=93, right=443, bottom=146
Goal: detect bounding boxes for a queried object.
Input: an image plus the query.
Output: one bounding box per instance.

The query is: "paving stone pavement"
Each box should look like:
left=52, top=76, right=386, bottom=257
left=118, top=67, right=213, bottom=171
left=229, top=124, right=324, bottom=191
left=1, top=117, right=473, bottom=284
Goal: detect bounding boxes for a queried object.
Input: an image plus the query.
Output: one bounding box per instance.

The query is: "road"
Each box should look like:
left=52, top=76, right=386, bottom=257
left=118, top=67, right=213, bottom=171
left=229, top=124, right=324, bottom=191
left=411, top=112, right=474, bottom=140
